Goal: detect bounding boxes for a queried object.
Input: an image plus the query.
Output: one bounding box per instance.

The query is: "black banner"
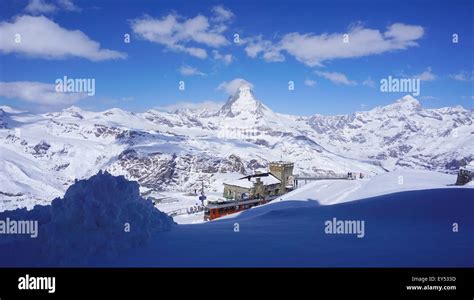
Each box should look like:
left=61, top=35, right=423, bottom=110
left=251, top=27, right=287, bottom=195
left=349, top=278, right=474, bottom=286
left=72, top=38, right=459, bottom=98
left=0, top=268, right=472, bottom=299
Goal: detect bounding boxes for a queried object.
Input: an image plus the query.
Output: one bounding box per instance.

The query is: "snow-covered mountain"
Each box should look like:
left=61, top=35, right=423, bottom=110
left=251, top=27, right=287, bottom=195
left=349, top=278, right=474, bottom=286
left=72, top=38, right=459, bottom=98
left=308, top=95, right=473, bottom=171
left=217, top=85, right=270, bottom=118
left=0, top=87, right=472, bottom=211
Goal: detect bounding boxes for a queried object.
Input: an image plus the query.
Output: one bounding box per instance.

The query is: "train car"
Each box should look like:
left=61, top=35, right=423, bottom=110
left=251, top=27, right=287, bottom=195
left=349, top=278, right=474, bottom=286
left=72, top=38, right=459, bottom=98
left=204, top=197, right=272, bottom=221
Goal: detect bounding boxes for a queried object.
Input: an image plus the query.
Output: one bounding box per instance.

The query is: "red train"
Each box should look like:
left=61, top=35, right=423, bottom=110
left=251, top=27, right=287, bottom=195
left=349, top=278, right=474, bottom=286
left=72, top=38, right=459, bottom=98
left=204, top=197, right=272, bottom=221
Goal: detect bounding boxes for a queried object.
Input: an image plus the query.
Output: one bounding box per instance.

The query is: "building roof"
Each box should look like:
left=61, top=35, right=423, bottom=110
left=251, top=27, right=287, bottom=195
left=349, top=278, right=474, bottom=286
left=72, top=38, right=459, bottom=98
left=270, top=161, right=294, bottom=166
left=224, top=173, right=281, bottom=189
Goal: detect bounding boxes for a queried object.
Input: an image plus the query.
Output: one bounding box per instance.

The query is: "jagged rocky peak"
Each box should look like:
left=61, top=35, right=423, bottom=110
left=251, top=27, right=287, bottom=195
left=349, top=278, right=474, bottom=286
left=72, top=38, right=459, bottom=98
left=218, top=85, right=269, bottom=117
left=236, top=84, right=253, bottom=98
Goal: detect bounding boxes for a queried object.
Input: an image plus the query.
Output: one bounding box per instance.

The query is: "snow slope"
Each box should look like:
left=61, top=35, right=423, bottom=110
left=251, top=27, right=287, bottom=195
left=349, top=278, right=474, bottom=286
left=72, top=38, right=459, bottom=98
left=0, top=171, right=472, bottom=267
left=0, top=173, right=474, bottom=267
left=278, top=169, right=460, bottom=205
left=120, top=188, right=473, bottom=267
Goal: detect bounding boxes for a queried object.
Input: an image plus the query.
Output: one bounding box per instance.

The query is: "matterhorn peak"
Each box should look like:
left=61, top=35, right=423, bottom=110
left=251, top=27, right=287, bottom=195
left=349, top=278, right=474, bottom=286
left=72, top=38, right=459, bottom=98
left=236, top=84, right=253, bottom=97
left=218, top=85, right=269, bottom=118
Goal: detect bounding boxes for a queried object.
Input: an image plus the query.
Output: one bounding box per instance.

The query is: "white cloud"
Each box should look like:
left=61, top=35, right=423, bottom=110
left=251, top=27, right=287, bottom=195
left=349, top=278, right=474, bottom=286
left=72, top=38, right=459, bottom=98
left=314, top=71, right=357, bottom=86
left=304, top=79, right=316, bottom=87
left=211, top=5, right=234, bottom=22
left=384, top=23, right=423, bottom=43
left=362, top=77, right=375, bottom=87
left=24, top=0, right=80, bottom=14
left=120, top=96, right=134, bottom=102
left=0, top=81, right=88, bottom=105
left=57, top=0, right=81, bottom=12
left=156, top=100, right=224, bottom=112
left=217, top=78, right=254, bottom=95
left=413, top=67, right=436, bottom=81
left=244, top=36, right=285, bottom=62
left=0, top=15, right=126, bottom=61
left=450, top=71, right=474, bottom=82
left=243, top=36, right=266, bottom=58
left=212, top=50, right=233, bottom=65
left=131, top=12, right=230, bottom=59
left=179, top=65, right=206, bottom=76
left=182, top=46, right=207, bottom=59
left=245, top=23, right=424, bottom=66
left=420, top=95, right=437, bottom=100
left=25, top=0, right=57, bottom=14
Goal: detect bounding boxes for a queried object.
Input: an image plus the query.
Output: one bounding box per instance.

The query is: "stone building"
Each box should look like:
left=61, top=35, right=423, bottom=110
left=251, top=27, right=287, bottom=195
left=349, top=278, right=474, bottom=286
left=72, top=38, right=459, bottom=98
left=223, top=161, right=294, bottom=200
left=269, top=161, right=295, bottom=193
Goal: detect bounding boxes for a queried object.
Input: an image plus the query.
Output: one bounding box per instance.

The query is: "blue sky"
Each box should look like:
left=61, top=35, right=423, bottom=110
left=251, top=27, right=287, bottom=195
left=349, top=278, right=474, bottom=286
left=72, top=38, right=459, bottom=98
left=0, top=0, right=472, bottom=115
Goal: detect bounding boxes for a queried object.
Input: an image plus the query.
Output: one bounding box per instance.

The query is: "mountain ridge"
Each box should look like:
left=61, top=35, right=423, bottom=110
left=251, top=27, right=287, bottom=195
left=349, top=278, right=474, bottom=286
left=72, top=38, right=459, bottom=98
left=0, top=88, right=472, bottom=211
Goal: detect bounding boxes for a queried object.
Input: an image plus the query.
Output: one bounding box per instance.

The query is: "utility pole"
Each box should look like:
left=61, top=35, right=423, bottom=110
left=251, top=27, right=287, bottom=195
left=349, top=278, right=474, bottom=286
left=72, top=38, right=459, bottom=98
left=199, top=180, right=207, bottom=203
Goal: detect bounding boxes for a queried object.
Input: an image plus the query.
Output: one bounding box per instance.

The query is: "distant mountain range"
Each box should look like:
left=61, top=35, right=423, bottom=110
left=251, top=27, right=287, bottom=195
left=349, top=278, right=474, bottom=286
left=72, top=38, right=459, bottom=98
left=0, top=86, right=472, bottom=211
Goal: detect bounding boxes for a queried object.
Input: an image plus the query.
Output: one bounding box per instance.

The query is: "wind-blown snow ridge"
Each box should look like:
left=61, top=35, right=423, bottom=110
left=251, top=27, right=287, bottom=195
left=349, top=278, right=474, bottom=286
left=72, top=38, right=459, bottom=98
left=0, top=171, right=175, bottom=265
